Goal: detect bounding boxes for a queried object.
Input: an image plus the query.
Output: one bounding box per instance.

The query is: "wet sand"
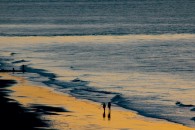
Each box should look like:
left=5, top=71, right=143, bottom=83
left=1, top=73, right=195, bottom=130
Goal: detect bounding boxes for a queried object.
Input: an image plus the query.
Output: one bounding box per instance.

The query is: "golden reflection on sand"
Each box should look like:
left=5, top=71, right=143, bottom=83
left=0, top=34, right=195, bottom=45
left=1, top=73, right=195, bottom=130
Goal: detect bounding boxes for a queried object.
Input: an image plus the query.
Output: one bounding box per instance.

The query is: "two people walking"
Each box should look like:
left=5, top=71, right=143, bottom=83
left=102, top=102, right=111, bottom=111
left=102, top=102, right=111, bottom=120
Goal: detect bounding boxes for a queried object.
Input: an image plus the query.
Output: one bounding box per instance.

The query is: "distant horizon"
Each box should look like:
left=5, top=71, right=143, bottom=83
left=1, top=0, right=195, bottom=36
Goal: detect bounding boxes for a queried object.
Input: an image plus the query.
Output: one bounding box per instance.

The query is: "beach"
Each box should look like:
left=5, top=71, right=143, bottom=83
left=0, top=74, right=49, bottom=130
left=0, top=0, right=195, bottom=129
left=0, top=72, right=195, bottom=130
left=1, top=35, right=195, bottom=127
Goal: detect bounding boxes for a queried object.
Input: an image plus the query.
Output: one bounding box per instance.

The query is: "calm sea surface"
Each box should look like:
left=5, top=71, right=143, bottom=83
left=0, top=0, right=195, bottom=36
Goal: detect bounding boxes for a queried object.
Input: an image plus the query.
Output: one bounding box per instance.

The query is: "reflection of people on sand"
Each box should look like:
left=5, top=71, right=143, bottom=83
left=102, top=102, right=106, bottom=119
left=108, top=110, right=111, bottom=120
left=103, top=111, right=106, bottom=118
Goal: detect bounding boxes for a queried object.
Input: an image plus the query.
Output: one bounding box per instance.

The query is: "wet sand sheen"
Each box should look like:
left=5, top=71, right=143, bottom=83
left=1, top=73, right=195, bottom=130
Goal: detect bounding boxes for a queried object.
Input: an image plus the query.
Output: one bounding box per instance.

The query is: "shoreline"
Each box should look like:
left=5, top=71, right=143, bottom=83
left=1, top=72, right=195, bottom=130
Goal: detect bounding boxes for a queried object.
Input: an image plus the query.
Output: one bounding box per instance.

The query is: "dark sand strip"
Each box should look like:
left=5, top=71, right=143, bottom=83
left=0, top=79, right=51, bottom=130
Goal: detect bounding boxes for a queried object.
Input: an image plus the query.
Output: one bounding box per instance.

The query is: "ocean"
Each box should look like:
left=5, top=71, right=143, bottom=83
left=0, top=0, right=195, bottom=36
left=0, top=0, right=195, bottom=127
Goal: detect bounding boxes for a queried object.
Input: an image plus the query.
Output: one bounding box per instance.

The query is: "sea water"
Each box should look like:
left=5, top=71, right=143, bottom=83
left=0, top=0, right=195, bottom=127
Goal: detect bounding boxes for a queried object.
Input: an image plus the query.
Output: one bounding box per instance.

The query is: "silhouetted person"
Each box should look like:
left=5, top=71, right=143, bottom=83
left=108, top=102, right=111, bottom=110
left=102, top=102, right=106, bottom=112
left=12, top=68, right=15, bottom=73
left=22, top=65, right=25, bottom=73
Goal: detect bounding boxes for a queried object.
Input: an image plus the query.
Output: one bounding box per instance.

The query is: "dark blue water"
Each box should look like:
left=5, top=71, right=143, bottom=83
left=0, top=0, right=195, bottom=36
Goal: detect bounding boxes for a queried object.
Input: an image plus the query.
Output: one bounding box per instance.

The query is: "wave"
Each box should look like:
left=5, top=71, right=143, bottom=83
left=176, top=101, right=194, bottom=107
left=111, top=94, right=188, bottom=126
left=22, top=65, right=119, bottom=103
left=71, top=88, right=118, bottom=95
left=12, top=60, right=28, bottom=64
left=24, top=66, right=57, bottom=81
